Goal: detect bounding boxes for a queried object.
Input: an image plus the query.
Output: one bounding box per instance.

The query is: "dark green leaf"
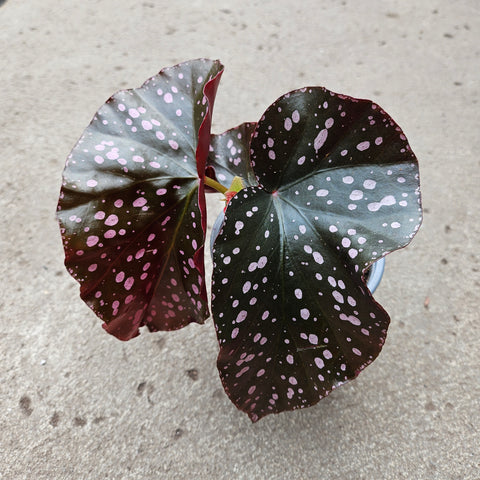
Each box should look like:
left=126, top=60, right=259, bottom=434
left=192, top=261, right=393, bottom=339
left=212, top=87, right=422, bottom=421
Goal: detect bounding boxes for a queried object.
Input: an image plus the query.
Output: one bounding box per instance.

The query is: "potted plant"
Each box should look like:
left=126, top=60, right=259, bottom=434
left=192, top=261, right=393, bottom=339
left=57, top=58, right=422, bottom=422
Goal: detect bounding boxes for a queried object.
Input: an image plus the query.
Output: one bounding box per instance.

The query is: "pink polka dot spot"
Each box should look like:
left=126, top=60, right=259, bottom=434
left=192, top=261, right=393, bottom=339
left=124, top=277, right=134, bottom=291
left=106, top=150, right=119, bottom=160
left=133, top=197, right=147, bottom=207
left=105, top=214, right=118, bottom=226
left=86, top=235, right=99, bottom=247
left=357, top=141, right=370, bottom=151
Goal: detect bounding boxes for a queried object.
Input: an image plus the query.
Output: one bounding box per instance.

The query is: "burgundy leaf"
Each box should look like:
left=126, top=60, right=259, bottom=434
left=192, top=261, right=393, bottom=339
left=212, top=87, right=422, bottom=421
left=57, top=59, right=224, bottom=340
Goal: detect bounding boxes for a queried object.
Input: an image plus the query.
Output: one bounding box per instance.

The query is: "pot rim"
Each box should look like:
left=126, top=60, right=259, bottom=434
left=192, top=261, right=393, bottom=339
left=366, top=257, right=385, bottom=294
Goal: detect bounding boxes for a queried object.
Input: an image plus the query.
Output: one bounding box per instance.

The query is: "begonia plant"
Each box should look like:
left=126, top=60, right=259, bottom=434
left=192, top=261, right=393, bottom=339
left=57, top=59, right=422, bottom=422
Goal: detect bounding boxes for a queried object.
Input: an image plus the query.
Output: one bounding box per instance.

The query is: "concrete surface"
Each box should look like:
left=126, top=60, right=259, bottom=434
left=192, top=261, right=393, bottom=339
left=1, top=1, right=479, bottom=479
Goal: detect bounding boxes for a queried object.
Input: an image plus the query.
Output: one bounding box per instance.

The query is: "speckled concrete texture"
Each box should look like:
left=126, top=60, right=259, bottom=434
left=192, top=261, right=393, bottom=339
left=0, top=1, right=478, bottom=479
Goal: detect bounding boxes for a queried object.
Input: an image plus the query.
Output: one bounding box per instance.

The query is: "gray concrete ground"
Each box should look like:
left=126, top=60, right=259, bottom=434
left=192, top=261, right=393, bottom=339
left=1, top=1, right=479, bottom=479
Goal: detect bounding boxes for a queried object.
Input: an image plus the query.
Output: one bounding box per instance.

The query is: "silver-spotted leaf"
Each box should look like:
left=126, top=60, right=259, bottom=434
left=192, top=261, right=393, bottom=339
left=212, top=87, right=422, bottom=421
left=207, top=122, right=258, bottom=190
left=57, top=59, right=224, bottom=340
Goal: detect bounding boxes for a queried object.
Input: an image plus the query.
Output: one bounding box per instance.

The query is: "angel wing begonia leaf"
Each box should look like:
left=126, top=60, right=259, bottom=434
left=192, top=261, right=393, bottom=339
left=206, top=122, right=258, bottom=189
left=57, top=59, right=223, bottom=340
left=211, top=87, right=422, bottom=421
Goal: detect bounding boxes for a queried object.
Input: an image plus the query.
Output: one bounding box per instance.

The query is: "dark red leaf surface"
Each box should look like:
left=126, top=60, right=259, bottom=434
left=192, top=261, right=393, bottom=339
left=57, top=59, right=223, bottom=340
left=211, top=87, right=422, bottom=421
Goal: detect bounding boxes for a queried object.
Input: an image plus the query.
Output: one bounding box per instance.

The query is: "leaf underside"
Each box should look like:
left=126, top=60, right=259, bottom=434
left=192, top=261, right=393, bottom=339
left=57, top=59, right=224, bottom=340
left=212, top=87, right=422, bottom=421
